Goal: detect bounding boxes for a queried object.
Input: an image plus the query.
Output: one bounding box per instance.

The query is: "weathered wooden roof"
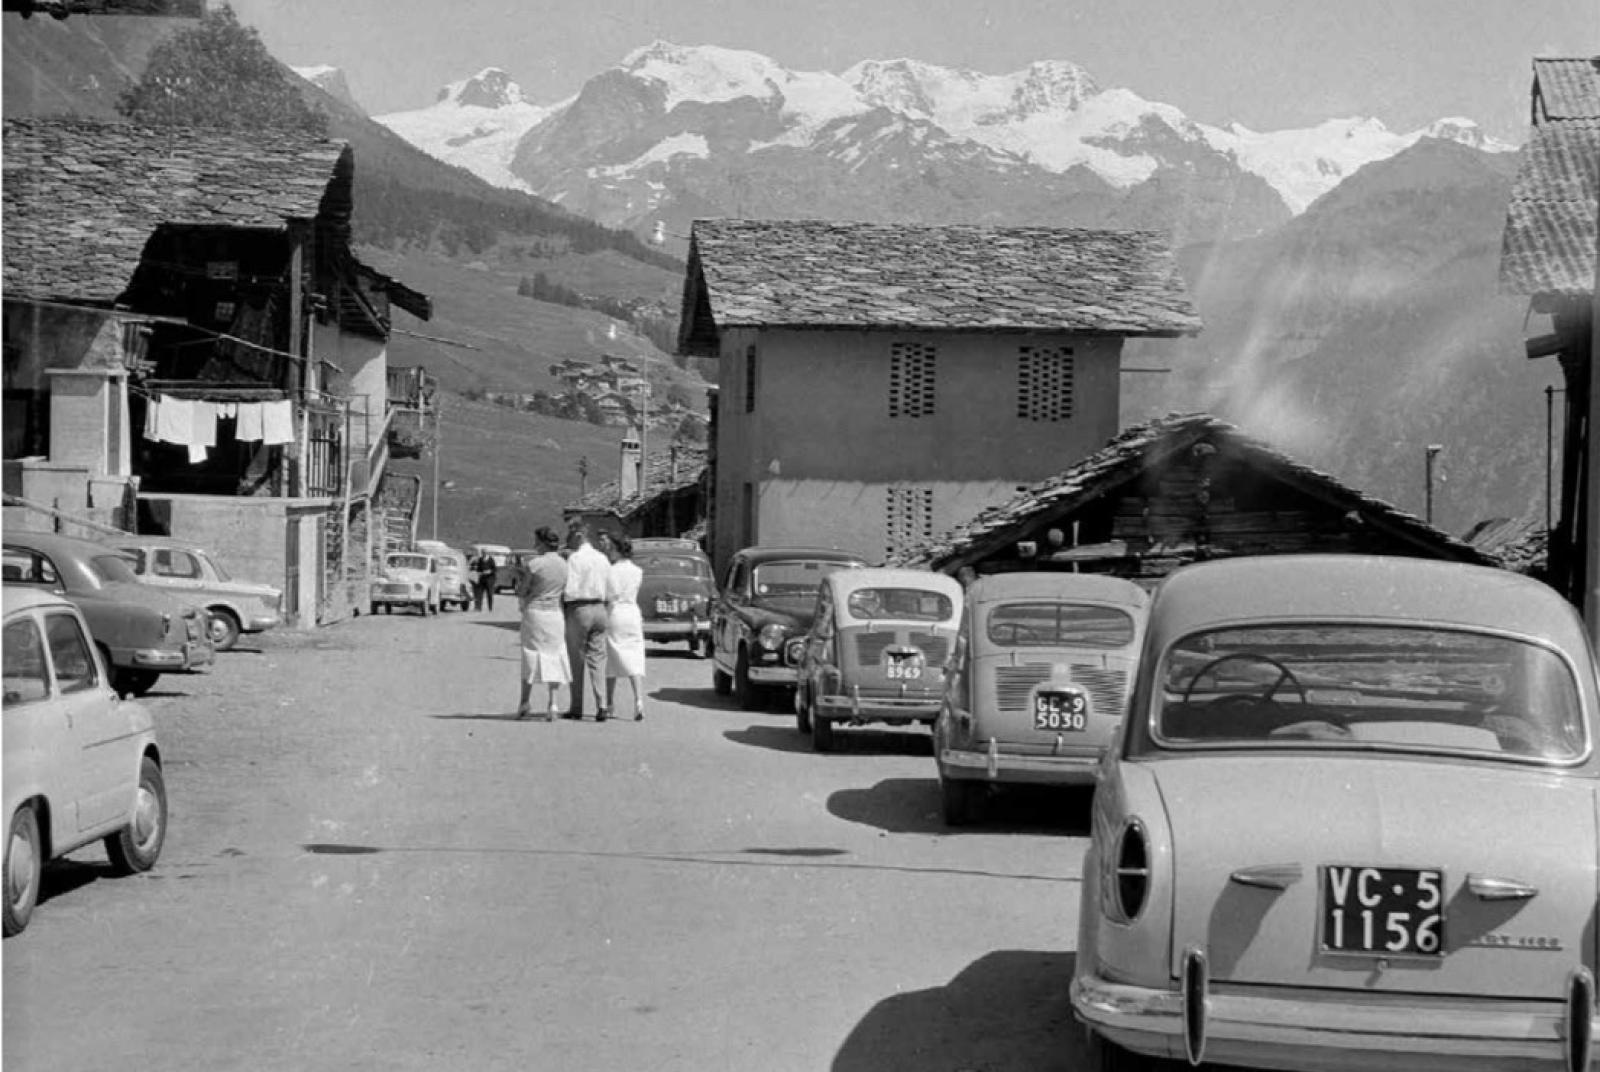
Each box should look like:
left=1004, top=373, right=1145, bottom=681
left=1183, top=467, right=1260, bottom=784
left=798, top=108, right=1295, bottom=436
left=677, top=219, right=1201, bottom=355
left=1501, top=58, right=1600, bottom=300
left=2, top=117, right=350, bottom=304
left=564, top=443, right=708, bottom=520
left=1534, top=57, right=1600, bottom=121
left=890, top=413, right=1498, bottom=572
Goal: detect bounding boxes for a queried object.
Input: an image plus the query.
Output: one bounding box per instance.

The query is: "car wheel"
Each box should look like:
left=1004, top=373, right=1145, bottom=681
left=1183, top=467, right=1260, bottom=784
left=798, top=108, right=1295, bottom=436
left=105, top=756, right=166, bottom=875
left=940, top=774, right=980, bottom=827
left=369, top=602, right=378, bottom=616
left=115, top=668, right=160, bottom=698
left=712, top=664, right=732, bottom=696
left=734, top=647, right=762, bottom=711
left=810, top=708, right=836, bottom=752
left=207, top=608, right=242, bottom=652
left=4, top=805, right=42, bottom=938
left=795, top=684, right=813, bottom=734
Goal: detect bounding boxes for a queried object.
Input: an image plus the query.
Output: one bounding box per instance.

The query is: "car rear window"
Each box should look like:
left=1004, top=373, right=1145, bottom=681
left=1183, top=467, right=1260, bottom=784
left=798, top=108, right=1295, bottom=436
left=91, top=554, right=138, bottom=585
left=845, top=587, right=953, bottom=621
left=1152, top=624, right=1588, bottom=764
left=987, top=602, right=1136, bottom=648
left=639, top=554, right=710, bottom=578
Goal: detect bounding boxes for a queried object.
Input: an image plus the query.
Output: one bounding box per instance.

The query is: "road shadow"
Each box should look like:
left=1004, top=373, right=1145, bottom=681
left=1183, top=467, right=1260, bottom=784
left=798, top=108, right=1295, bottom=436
left=819, top=726, right=933, bottom=756
left=828, top=778, right=1096, bottom=836
left=642, top=646, right=708, bottom=661
left=429, top=711, right=542, bottom=722
left=468, top=620, right=521, bottom=632
left=834, top=949, right=1085, bottom=1072
left=653, top=685, right=741, bottom=712
left=36, top=857, right=107, bottom=910
left=723, top=723, right=814, bottom=754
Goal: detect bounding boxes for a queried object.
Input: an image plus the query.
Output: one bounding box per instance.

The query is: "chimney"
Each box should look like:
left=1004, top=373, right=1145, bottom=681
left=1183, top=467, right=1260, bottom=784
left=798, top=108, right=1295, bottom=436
left=619, top=427, right=642, bottom=499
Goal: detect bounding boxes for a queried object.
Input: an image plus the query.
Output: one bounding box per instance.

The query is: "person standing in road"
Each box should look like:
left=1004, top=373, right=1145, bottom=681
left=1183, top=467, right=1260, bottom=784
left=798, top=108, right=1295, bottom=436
left=515, top=527, right=570, bottom=720
left=471, top=550, right=498, bottom=612
left=603, top=535, right=647, bottom=721
left=561, top=526, right=612, bottom=721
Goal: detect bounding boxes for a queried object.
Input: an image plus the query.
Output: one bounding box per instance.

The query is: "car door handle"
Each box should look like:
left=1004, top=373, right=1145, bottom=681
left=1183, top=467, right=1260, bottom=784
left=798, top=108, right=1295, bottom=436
left=1467, top=874, right=1538, bottom=901
left=1229, top=864, right=1303, bottom=890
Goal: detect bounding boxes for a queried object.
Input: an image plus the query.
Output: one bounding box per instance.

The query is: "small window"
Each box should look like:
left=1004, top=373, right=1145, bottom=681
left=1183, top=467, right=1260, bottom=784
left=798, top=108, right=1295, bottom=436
left=3, top=617, right=50, bottom=704
left=888, top=341, right=937, bottom=418
left=1016, top=346, right=1075, bottom=422
left=2, top=547, right=58, bottom=586
left=884, top=485, right=935, bottom=560
left=44, top=612, right=97, bottom=694
left=988, top=602, right=1136, bottom=648
left=155, top=549, right=201, bottom=579
left=744, top=345, right=757, bottom=413
left=120, top=548, right=149, bottom=574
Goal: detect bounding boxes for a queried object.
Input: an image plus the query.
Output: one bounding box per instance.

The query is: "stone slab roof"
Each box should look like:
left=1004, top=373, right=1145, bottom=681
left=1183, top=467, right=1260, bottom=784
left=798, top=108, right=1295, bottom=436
left=1534, top=57, right=1600, bottom=121
left=890, top=413, right=1497, bottom=572
left=3, top=117, right=350, bottom=304
left=677, top=219, right=1201, bottom=355
left=564, top=443, right=708, bottom=519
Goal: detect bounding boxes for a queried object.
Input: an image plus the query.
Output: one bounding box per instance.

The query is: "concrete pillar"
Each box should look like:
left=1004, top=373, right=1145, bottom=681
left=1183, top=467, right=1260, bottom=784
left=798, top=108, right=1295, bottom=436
left=44, top=367, right=116, bottom=473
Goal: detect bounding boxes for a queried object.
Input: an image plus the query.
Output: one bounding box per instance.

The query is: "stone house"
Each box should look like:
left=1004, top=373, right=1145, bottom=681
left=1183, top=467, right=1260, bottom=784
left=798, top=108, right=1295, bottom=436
left=1, top=117, right=430, bottom=626
left=674, top=219, right=1201, bottom=574
left=891, top=413, right=1499, bottom=581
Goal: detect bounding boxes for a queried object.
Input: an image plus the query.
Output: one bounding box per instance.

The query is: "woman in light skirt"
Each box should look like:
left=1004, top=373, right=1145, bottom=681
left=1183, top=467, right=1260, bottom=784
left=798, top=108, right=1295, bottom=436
left=603, top=534, right=647, bottom=720
left=516, top=526, right=570, bottom=719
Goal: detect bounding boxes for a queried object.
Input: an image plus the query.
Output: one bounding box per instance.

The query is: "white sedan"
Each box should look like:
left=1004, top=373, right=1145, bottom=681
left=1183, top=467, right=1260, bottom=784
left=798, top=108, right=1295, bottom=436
left=4, top=588, right=168, bottom=936
left=1072, top=554, right=1599, bottom=1072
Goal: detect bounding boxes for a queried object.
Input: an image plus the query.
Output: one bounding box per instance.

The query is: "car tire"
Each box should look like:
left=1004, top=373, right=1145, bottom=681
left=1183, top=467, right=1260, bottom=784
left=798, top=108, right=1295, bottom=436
left=4, top=805, right=42, bottom=938
left=940, top=774, right=980, bottom=827
left=114, top=668, right=160, bottom=698
left=712, top=664, right=732, bottom=696
left=810, top=709, right=835, bottom=752
left=369, top=602, right=378, bottom=616
left=105, top=756, right=166, bottom=875
left=795, top=684, right=813, bottom=734
left=734, top=647, right=762, bottom=711
left=208, top=608, right=242, bottom=652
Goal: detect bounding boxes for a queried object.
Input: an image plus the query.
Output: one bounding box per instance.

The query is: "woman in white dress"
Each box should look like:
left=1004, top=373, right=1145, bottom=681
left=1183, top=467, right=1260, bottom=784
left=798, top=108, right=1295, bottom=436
left=515, top=526, right=570, bottom=719
left=603, top=535, right=647, bottom=721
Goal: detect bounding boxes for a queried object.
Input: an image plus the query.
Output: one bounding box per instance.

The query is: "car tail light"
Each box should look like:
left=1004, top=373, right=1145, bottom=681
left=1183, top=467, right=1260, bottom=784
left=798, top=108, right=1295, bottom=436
left=1114, top=819, right=1150, bottom=922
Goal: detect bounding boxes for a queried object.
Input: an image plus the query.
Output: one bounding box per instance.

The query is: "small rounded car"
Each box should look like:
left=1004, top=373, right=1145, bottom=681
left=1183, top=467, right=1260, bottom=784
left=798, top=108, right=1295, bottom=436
left=934, top=572, right=1149, bottom=825
left=710, top=546, right=868, bottom=710
left=636, top=541, right=716, bottom=656
left=115, top=535, right=282, bottom=651
left=4, top=588, right=168, bottom=936
left=795, top=567, right=965, bottom=751
left=3, top=532, right=216, bottom=697
left=1072, top=554, right=1600, bottom=1072
left=429, top=548, right=473, bottom=611
left=368, top=551, right=440, bottom=616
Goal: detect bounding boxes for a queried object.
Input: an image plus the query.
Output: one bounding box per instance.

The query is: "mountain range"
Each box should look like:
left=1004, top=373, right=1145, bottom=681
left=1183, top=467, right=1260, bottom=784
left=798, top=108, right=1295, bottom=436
left=373, top=42, right=1515, bottom=245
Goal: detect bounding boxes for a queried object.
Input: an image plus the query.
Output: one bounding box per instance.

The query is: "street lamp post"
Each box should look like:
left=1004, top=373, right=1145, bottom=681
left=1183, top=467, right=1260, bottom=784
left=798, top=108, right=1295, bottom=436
left=1425, top=444, right=1443, bottom=526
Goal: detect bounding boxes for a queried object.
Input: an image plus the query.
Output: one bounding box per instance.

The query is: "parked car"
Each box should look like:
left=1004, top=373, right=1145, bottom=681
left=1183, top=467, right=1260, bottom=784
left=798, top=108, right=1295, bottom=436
left=429, top=548, right=473, bottom=611
left=114, top=535, right=282, bottom=651
left=1072, top=554, right=1600, bottom=1072
left=636, top=542, right=716, bottom=656
left=3, top=587, right=168, bottom=936
left=795, top=567, right=965, bottom=751
left=2, top=531, right=215, bottom=697
left=369, top=551, right=440, bottom=616
left=710, top=546, right=868, bottom=709
left=934, top=572, right=1149, bottom=824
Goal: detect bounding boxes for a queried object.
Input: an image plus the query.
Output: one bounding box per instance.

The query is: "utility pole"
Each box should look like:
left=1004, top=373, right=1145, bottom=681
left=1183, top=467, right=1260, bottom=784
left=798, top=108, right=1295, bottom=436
left=430, top=401, right=441, bottom=541
left=1424, top=444, right=1443, bottom=527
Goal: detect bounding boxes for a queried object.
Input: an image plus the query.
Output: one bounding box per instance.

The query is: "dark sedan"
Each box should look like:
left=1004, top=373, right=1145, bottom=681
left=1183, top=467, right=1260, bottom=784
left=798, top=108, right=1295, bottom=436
left=2, top=531, right=214, bottom=697
left=709, top=545, right=868, bottom=710
left=635, top=542, right=716, bottom=656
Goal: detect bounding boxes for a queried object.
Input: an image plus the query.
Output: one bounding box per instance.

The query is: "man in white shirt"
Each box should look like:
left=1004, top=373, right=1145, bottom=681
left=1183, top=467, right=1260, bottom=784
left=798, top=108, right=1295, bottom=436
left=561, top=527, right=612, bottom=720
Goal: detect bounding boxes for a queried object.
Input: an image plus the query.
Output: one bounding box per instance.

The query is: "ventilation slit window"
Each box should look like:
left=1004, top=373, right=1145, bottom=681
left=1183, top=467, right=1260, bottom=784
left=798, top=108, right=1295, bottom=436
left=744, top=345, right=757, bottom=413
left=888, top=342, right=937, bottom=418
left=884, top=485, right=935, bottom=559
left=1016, top=346, right=1075, bottom=422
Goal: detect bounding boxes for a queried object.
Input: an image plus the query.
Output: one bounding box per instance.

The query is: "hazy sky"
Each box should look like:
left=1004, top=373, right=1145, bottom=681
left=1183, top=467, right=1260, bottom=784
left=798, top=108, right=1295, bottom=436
left=228, top=0, right=1596, bottom=140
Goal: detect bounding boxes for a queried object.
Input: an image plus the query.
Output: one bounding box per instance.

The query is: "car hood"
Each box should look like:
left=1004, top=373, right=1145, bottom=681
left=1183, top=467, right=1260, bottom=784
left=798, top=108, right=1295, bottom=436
left=1153, top=755, right=1597, bottom=998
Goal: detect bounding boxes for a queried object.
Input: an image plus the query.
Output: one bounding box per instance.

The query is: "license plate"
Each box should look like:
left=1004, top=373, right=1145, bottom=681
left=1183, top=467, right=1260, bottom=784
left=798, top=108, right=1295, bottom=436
left=1033, top=688, right=1087, bottom=731
left=885, top=652, right=922, bottom=679
left=1321, top=866, right=1445, bottom=956
left=655, top=598, right=684, bottom=615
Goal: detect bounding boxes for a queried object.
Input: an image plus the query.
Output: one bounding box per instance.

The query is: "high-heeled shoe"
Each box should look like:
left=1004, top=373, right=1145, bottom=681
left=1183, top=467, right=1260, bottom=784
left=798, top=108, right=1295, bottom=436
left=634, top=707, right=644, bottom=722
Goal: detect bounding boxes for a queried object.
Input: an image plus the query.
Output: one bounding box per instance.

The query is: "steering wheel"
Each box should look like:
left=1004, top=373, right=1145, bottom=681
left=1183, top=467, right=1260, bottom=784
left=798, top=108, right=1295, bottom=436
left=1181, top=652, right=1308, bottom=710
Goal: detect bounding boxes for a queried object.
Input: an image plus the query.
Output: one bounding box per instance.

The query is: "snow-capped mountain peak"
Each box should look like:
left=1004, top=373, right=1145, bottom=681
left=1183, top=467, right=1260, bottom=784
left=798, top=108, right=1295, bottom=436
left=437, top=67, right=527, bottom=109
left=292, top=64, right=364, bottom=114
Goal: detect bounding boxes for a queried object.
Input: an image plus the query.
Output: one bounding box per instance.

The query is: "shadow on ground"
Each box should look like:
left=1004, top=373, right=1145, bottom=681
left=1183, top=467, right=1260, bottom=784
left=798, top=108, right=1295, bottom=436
left=828, top=779, right=1096, bottom=836
left=36, top=858, right=109, bottom=910
left=834, top=949, right=1085, bottom=1072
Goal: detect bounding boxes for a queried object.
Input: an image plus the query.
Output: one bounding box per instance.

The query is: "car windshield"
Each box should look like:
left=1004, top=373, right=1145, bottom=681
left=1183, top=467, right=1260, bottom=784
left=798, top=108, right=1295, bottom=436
left=845, top=587, right=953, bottom=621
left=91, top=554, right=138, bottom=585
left=388, top=554, right=431, bottom=571
left=1152, top=624, right=1588, bottom=764
left=987, top=601, right=1136, bottom=648
left=751, top=560, right=853, bottom=606
left=199, top=551, right=230, bottom=582
left=640, top=553, right=710, bottom=579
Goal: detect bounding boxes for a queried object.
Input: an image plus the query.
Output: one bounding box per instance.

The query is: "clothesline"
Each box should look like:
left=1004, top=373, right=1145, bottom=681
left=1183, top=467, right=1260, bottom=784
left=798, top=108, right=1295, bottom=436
left=143, top=393, right=297, bottom=464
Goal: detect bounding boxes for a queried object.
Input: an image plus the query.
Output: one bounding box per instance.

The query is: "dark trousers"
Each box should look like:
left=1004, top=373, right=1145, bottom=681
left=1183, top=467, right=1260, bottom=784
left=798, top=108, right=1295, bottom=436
left=564, top=602, right=609, bottom=714
left=473, top=578, right=494, bottom=611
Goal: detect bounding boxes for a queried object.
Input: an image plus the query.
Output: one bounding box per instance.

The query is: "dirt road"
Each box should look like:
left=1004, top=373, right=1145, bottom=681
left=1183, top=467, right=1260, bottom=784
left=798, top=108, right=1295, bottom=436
left=3, top=604, right=1098, bottom=1071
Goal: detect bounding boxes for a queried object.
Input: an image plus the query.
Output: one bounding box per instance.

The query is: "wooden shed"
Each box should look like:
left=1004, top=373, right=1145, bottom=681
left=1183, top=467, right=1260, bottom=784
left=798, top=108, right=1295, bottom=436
left=891, top=413, right=1499, bottom=581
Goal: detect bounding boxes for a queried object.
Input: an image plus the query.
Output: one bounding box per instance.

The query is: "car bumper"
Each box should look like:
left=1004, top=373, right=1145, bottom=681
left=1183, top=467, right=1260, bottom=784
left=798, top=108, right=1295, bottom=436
left=1071, top=970, right=1594, bottom=1072
left=938, top=743, right=1099, bottom=785
left=643, top=619, right=708, bottom=641
left=132, top=640, right=212, bottom=671
left=747, top=663, right=796, bottom=685
left=818, top=692, right=939, bottom=722
left=244, top=611, right=280, bottom=632
left=371, top=593, right=428, bottom=604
